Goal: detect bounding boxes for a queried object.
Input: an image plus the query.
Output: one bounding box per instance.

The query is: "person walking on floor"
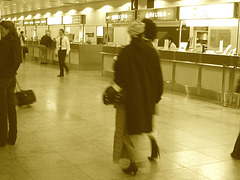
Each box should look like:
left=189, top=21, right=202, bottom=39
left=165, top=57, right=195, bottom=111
left=19, top=31, right=27, bottom=60
left=113, top=20, right=163, bottom=175
left=39, top=31, right=53, bottom=64
left=142, top=18, right=162, bottom=161
left=0, top=21, right=22, bottom=147
left=55, top=29, right=70, bottom=77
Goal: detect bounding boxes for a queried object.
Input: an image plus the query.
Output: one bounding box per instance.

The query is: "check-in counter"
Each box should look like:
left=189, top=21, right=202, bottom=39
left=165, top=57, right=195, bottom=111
left=101, top=46, right=240, bottom=107
left=101, top=46, right=122, bottom=75
left=26, top=41, right=103, bottom=71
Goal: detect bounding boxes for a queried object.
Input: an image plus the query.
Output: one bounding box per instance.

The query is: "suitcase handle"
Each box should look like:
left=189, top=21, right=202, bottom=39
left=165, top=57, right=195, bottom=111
left=16, top=79, right=23, bottom=92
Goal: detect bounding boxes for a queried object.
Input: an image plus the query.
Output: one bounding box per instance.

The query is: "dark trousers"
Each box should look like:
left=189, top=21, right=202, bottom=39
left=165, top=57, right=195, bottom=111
left=0, top=77, right=17, bottom=145
left=39, top=45, right=47, bottom=63
left=232, top=133, right=240, bottom=158
left=58, top=50, right=69, bottom=76
left=21, top=46, right=26, bottom=59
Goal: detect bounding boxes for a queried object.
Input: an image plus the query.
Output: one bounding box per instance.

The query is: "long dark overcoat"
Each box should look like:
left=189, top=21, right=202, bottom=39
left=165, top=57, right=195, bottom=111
left=114, top=37, right=163, bottom=135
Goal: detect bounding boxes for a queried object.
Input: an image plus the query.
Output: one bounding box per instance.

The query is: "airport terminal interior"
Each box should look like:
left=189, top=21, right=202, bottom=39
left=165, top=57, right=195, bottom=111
left=1, top=0, right=240, bottom=179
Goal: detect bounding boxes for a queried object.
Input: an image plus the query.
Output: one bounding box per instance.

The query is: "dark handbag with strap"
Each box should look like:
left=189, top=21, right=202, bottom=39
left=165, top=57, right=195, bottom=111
left=103, top=84, right=125, bottom=105
left=15, top=80, right=36, bottom=107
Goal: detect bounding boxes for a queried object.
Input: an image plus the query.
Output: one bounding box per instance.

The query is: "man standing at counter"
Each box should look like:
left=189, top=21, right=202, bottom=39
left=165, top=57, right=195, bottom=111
left=55, top=29, right=70, bottom=77
left=39, top=31, right=53, bottom=64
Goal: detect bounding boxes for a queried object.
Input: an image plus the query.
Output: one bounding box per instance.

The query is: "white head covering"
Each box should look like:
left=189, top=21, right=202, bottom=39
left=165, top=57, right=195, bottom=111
left=128, top=20, right=145, bottom=38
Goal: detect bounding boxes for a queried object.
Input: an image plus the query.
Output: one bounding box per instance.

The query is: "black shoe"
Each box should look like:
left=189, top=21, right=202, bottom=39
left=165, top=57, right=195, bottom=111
left=231, top=153, right=240, bottom=160
left=57, top=75, right=64, bottom=77
left=0, top=142, right=5, bottom=147
left=7, top=139, right=16, bottom=145
left=148, top=138, right=160, bottom=161
left=0, top=144, right=5, bottom=147
left=122, top=162, right=138, bottom=176
left=40, top=62, right=48, bottom=64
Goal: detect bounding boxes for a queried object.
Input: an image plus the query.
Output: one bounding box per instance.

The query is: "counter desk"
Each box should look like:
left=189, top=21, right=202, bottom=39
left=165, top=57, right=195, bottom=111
left=26, top=41, right=103, bottom=71
left=101, top=46, right=240, bottom=107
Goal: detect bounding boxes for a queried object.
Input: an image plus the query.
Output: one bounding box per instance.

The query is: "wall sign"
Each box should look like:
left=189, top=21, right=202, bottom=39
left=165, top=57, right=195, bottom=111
left=14, top=21, right=23, bottom=26
left=180, top=3, right=236, bottom=20
left=23, top=20, right=34, bottom=26
left=34, top=18, right=47, bottom=26
left=106, top=11, right=135, bottom=23
left=63, top=15, right=86, bottom=24
left=47, top=17, right=62, bottom=25
left=138, top=8, right=178, bottom=21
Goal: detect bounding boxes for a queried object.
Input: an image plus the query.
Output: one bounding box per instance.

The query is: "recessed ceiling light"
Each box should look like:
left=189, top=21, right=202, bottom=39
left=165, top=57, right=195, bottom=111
left=38, top=8, right=40, bottom=9
left=13, top=12, right=16, bottom=13
left=13, top=4, right=16, bottom=5
left=23, top=2, right=26, bottom=3
left=49, top=6, right=51, bottom=7
left=5, top=6, right=7, bottom=7
left=76, top=1, right=79, bottom=3
left=61, top=4, right=64, bottom=5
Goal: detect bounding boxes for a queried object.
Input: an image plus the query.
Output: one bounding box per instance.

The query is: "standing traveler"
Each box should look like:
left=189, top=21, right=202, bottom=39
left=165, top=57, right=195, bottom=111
left=231, top=133, right=240, bottom=160
left=113, top=20, right=163, bottom=175
left=55, top=29, right=70, bottom=77
left=39, top=31, right=53, bottom=64
left=0, top=21, right=22, bottom=147
left=19, top=31, right=26, bottom=60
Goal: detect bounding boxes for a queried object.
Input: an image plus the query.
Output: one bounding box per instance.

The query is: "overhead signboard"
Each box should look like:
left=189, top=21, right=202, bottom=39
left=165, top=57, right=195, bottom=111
left=47, top=16, right=62, bottom=25
left=34, top=18, right=47, bottom=26
left=14, top=21, right=23, bottom=26
left=179, top=3, right=236, bottom=20
left=106, top=11, right=135, bottom=23
left=23, top=20, right=34, bottom=26
left=138, top=8, right=178, bottom=21
left=63, top=15, right=86, bottom=24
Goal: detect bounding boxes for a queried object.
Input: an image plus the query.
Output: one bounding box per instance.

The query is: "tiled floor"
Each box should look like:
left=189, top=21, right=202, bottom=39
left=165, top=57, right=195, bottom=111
left=1, top=60, right=240, bottom=179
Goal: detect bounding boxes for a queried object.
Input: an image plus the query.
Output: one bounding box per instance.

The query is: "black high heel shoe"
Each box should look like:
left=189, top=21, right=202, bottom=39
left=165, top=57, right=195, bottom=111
left=148, top=138, right=160, bottom=161
left=122, top=162, right=138, bottom=176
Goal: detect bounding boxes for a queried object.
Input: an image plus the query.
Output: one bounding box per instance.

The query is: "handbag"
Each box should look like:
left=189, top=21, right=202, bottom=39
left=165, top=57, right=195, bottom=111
left=103, top=83, right=125, bottom=105
left=15, top=80, right=36, bottom=107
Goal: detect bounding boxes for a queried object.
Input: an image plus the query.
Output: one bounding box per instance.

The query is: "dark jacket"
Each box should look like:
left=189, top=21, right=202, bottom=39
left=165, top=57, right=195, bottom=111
left=114, top=37, right=163, bottom=135
left=40, top=35, right=53, bottom=47
left=0, top=34, right=22, bottom=79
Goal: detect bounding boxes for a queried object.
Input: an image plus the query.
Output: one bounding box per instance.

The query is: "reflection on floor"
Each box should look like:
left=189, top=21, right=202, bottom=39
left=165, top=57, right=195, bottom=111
left=0, top=60, right=240, bottom=180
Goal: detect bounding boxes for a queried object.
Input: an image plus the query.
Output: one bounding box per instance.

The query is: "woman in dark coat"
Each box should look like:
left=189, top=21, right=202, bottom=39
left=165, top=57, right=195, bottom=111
left=0, top=21, right=22, bottom=147
left=113, top=20, right=163, bottom=175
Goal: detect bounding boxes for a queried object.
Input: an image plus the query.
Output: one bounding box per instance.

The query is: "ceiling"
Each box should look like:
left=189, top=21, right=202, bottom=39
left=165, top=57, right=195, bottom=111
left=0, top=0, right=110, bottom=16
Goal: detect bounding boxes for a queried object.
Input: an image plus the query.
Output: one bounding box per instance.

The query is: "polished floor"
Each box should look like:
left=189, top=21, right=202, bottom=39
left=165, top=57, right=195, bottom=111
left=1, top=60, right=240, bottom=180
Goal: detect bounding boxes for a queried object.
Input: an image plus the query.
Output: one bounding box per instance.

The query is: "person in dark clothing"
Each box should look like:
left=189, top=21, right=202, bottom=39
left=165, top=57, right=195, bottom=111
left=39, top=31, right=53, bottom=64
left=19, top=31, right=26, bottom=59
left=113, top=20, right=163, bottom=175
left=231, top=133, right=240, bottom=160
left=142, top=18, right=161, bottom=161
left=0, top=21, right=22, bottom=147
left=55, top=29, right=70, bottom=77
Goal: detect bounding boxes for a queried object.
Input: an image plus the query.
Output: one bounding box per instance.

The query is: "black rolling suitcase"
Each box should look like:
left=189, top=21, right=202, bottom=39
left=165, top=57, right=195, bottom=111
left=15, top=80, right=36, bottom=107
left=231, top=133, right=240, bottom=160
